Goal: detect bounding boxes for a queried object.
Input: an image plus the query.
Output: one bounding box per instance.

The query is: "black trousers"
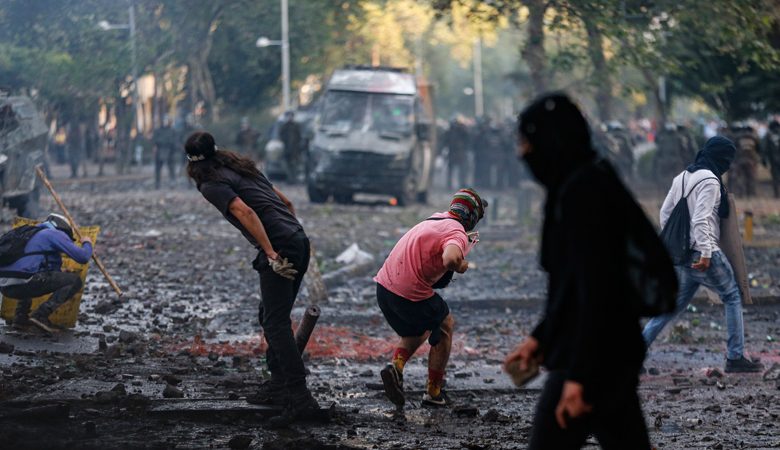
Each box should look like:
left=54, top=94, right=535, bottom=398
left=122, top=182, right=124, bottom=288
left=254, top=231, right=310, bottom=390
left=529, top=371, right=651, bottom=450
left=155, top=146, right=177, bottom=188
left=1, top=271, right=83, bottom=320
left=771, top=170, right=780, bottom=198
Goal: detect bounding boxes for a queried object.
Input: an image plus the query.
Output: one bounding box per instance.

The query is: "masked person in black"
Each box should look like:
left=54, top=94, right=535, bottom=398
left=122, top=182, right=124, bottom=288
left=505, top=94, right=653, bottom=449
left=185, top=131, right=317, bottom=425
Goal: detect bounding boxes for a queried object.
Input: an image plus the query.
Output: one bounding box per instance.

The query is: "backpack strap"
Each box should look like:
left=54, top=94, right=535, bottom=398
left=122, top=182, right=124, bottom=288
left=0, top=270, right=35, bottom=279
left=682, top=175, right=719, bottom=199
left=425, top=216, right=460, bottom=223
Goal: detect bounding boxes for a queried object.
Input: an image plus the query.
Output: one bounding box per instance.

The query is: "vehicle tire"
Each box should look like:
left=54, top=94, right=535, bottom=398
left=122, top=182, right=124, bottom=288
left=334, top=192, right=353, bottom=204
left=307, top=184, right=328, bottom=204
left=396, top=174, right=416, bottom=207
left=396, top=149, right=420, bottom=207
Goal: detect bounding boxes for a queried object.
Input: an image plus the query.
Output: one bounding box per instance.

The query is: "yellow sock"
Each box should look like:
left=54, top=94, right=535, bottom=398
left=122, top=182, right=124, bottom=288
left=426, top=379, right=441, bottom=397
left=392, top=348, right=410, bottom=372
left=427, top=369, right=445, bottom=397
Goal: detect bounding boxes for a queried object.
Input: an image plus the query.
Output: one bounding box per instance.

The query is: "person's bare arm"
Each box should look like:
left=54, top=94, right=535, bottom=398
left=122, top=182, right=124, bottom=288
left=228, top=197, right=279, bottom=260
left=442, top=244, right=468, bottom=273
left=273, top=186, right=296, bottom=217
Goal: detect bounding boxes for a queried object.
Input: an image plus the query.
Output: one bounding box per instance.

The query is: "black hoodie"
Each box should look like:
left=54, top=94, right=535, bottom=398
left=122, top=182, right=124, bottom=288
left=519, top=94, right=650, bottom=404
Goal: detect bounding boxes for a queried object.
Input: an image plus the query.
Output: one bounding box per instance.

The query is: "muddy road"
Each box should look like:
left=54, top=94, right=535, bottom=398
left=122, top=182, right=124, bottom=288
left=1, top=175, right=779, bottom=450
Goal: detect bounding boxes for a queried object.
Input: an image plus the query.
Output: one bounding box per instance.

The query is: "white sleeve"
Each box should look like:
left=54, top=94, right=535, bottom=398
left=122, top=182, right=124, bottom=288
left=659, top=179, right=678, bottom=229
left=690, top=180, right=720, bottom=258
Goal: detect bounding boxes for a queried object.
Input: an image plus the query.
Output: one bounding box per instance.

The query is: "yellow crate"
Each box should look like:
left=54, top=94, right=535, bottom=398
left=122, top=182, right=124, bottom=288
left=1, top=217, right=100, bottom=328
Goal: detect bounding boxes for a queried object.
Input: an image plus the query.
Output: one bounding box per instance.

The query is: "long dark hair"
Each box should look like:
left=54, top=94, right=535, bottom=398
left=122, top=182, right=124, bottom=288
left=185, top=131, right=261, bottom=185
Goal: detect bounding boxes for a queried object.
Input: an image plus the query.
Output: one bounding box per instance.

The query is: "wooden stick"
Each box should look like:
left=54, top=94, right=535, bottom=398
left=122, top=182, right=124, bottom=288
left=35, top=166, right=123, bottom=297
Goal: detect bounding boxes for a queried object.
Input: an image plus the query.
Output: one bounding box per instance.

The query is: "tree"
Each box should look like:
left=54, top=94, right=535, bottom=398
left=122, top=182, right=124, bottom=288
left=432, top=0, right=551, bottom=97
left=663, top=1, right=780, bottom=120
left=205, top=0, right=361, bottom=114
left=0, top=0, right=131, bottom=115
left=604, top=0, right=780, bottom=121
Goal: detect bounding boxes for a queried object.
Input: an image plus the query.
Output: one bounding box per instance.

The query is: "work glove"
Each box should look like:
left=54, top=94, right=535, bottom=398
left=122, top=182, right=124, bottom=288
left=268, top=256, right=298, bottom=280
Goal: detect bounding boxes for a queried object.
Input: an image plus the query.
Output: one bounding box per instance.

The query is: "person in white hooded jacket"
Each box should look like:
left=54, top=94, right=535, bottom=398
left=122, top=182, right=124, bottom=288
left=643, top=136, right=763, bottom=373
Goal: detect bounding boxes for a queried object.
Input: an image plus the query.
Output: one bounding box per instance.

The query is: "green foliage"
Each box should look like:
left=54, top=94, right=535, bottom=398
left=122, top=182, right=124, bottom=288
left=1, top=0, right=778, bottom=127
left=0, top=0, right=129, bottom=113
left=434, top=0, right=780, bottom=119
left=208, top=0, right=357, bottom=111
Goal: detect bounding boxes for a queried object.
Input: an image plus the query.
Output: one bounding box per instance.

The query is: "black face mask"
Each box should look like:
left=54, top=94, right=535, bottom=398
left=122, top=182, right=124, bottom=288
left=522, top=149, right=553, bottom=188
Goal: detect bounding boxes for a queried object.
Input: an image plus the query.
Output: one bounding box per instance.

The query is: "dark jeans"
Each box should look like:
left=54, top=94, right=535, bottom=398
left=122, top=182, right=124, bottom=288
left=771, top=170, right=780, bottom=198
left=529, top=371, right=651, bottom=450
left=1, top=271, right=83, bottom=320
left=285, top=153, right=301, bottom=183
left=643, top=251, right=744, bottom=360
left=253, top=231, right=310, bottom=390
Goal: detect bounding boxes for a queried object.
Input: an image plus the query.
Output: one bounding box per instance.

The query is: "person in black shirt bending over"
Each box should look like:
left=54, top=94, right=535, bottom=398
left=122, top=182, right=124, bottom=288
left=185, top=131, right=317, bottom=424
left=504, top=94, right=652, bottom=449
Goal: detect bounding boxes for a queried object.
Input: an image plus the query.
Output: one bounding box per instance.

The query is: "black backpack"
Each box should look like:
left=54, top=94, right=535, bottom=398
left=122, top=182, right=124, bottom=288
left=560, top=159, right=679, bottom=317
left=659, top=174, right=719, bottom=265
left=0, top=225, right=53, bottom=274
left=624, top=194, right=679, bottom=317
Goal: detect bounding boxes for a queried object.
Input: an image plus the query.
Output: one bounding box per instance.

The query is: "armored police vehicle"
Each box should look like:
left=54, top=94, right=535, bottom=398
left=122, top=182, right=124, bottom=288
left=306, top=66, right=434, bottom=205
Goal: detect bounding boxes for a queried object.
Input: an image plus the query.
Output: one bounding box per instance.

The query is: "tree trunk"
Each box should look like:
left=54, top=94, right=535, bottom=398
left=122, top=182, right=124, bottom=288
left=641, top=69, right=666, bottom=126
left=114, top=95, right=131, bottom=175
left=182, top=4, right=223, bottom=123
left=584, top=20, right=612, bottom=122
left=522, top=0, right=548, bottom=96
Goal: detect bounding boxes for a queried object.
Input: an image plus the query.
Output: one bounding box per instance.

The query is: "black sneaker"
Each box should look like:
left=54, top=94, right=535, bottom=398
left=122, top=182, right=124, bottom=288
left=422, top=390, right=450, bottom=408
left=380, top=364, right=405, bottom=406
left=12, top=315, right=32, bottom=330
left=246, top=379, right=285, bottom=406
left=725, top=356, right=764, bottom=373
left=268, top=387, right=320, bottom=428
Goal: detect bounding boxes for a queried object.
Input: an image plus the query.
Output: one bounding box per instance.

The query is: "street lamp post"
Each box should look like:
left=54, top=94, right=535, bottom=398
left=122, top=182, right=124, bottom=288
left=129, top=5, right=138, bottom=134
left=256, top=0, right=291, bottom=112
left=473, top=37, right=484, bottom=118
left=281, top=0, right=290, bottom=112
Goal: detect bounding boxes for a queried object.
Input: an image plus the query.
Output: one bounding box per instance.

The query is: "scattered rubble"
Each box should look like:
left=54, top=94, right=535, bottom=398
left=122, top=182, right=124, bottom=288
left=0, top=185, right=777, bottom=449
left=228, top=435, right=253, bottom=449
left=162, top=384, right=184, bottom=399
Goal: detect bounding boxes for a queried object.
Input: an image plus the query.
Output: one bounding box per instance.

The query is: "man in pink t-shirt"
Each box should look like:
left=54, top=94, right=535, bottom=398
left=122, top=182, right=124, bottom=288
left=375, top=188, right=487, bottom=407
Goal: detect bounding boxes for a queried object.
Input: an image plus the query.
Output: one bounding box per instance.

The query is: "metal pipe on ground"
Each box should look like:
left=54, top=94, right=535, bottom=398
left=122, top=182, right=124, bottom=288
left=294, top=305, right=321, bottom=354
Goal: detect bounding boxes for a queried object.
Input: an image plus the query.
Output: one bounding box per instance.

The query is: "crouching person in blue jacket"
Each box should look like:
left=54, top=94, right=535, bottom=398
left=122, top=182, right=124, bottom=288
left=0, top=213, right=92, bottom=332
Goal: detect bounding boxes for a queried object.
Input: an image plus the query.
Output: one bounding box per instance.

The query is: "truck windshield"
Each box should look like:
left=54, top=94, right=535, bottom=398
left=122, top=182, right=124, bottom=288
left=321, top=91, right=413, bottom=136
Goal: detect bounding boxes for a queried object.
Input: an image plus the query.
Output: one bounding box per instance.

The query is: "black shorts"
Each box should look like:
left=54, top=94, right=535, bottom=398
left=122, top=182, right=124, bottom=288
left=376, top=283, right=450, bottom=346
